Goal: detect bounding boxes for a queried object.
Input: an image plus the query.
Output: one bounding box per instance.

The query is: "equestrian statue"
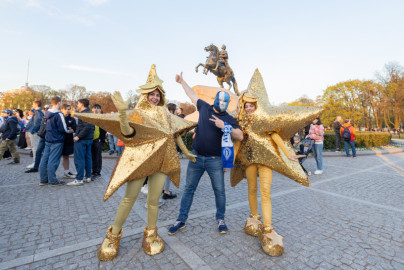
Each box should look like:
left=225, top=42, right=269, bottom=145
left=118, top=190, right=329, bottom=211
left=195, top=44, right=240, bottom=96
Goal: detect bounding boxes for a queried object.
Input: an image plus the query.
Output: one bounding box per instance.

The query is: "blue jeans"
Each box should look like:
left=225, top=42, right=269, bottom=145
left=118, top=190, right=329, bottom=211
left=74, top=140, right=92, bottom=180
left=313, top=143, right=323, bottom=170
left=108, top=134, right=117, bottom=152
left=178, top=150, right=225, bottom=222
left=117, top=146, right=124, bottom=156
left=344, top=140, right=356, bottom=157
left=34, top=137, right=46, bottom=169
left=39, top=142, right=64, bottom=184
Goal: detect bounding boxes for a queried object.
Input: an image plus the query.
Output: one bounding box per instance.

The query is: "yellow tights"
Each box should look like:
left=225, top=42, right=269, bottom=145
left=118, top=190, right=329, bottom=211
left=111, top=172, right=166, bottom=234
left=246, top=164, right=272, bottom=227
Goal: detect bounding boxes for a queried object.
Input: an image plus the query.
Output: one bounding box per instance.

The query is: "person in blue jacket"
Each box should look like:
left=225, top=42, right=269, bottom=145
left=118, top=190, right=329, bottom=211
left=39, top=96, right=73, bottom=186
left=67, top=98, right=95, bottom=186
left=0, top=109, right=20, bottom=164
left=26, top=100, right=44, bottom=169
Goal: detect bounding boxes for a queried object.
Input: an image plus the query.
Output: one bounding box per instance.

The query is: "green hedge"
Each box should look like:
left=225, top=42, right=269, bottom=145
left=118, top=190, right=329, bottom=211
left=324, top=131, right=391, bottom=149
left=183, top=132, right=195, bottom=151
left=182, top=131, right=391, bottom=151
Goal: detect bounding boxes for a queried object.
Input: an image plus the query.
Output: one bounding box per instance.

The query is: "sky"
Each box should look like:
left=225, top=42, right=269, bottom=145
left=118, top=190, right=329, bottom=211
left=1, top=0, right=404, bottom=105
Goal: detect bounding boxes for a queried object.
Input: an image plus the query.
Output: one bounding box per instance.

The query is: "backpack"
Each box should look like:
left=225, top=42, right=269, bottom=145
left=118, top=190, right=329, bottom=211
left=117, top=139, right=124, bottom=147
left=37, top=118, right=48, bottom=138
left=342, top=125, right=351, bottom=141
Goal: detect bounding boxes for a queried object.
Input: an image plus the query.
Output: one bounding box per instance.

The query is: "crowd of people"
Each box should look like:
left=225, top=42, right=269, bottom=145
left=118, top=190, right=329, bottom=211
left=0, top=97, right=185, bottom=202
left=0, top=71, right=362, bottom=260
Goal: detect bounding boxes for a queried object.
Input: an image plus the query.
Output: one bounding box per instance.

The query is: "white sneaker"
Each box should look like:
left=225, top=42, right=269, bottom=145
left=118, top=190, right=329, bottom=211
left=141, top=184, right=148, bottom=195
left=63, top=172, right=76, bottom=179
left=66, top=179, right=84, bottom=186
left=26, top=163, right=34, bottom=169
left=84, top=177, right=92, bottom=183
left=314, top=170, right=323, bottom=175
left=25, top=147, right=32, bottom=150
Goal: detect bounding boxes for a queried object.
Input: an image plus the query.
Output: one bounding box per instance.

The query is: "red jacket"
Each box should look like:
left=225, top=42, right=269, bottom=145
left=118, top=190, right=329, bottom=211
left=340, top=123, right=355, bottom=141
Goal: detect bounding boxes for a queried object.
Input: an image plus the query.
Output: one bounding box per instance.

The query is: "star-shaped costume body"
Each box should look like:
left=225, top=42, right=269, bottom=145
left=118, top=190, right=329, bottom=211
left=231, top=69, right=323, bottom=187
left=76, top=66, right=196, bottom=201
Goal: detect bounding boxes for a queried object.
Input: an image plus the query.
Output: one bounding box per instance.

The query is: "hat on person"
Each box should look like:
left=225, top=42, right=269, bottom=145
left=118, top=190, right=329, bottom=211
left=2, top=109, right=13, bottom=115
left=136, top=64, right=166, bottom=106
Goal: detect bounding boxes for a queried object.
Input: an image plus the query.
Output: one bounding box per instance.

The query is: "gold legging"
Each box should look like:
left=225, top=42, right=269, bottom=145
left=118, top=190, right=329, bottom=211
left=111, top=172, right=166, bottom=234
left=246, top=164, right=272, bottom=227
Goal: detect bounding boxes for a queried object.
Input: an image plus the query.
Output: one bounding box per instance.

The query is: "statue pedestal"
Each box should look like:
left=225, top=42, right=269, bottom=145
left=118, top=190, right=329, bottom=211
left=185, top=85, right=239, bottom=123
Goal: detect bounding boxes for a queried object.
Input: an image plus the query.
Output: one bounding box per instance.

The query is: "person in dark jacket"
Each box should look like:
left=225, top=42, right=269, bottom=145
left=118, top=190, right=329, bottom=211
left=27, top=100, right=44, bottom=169
left=61, top=104, right=77, bottom=179
left=39, top=97, right=73, bottom=186
left=91, top=104, right=104, bottom=180
left=67, top=98, right=95, bottom=186
left=334, top=116, right=342, bottom=152
left=0, top=110, right=20, bottom=164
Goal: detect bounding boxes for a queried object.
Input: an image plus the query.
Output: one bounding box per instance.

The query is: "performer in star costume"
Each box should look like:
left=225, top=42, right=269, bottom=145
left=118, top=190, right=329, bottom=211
left=75, top=65, right=197, bottom=260
left=231, top=69, right=322, bottom=256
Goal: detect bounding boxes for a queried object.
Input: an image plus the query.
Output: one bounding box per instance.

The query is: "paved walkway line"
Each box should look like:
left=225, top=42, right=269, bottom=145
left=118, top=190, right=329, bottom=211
left=0, top=183, right=36, bottom=189
left=310, top=187, right=404, bottom=214
left=159, top=227, right=212, bottom=270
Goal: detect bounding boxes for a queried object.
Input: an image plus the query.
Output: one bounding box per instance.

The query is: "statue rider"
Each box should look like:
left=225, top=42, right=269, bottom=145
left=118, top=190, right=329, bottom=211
left=213, top=45, right=231, bottom=75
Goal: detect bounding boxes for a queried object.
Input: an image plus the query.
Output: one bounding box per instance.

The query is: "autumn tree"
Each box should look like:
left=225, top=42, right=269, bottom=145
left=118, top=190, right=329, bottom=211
left=126, top=90, right=141, bottom=109
left=88, top=91, right=117, bottom=113
left=60, top=84, right=88, bottom=106
left=376, top=62, right=404, bottom=129
left=31, top=85, right=60, bottom=106
left=287, top=95, right=315, bottom=106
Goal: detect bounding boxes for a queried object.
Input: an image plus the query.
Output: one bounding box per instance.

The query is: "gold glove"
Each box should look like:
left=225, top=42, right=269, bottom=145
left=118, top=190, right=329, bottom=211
left=111, top=91, right=134, bottom=136
left=176, top=136, right=196, bottom=163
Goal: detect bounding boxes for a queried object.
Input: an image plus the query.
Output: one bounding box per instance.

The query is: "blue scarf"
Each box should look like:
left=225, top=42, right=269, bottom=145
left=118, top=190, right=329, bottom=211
left=221, top=122, right=234, bottom=168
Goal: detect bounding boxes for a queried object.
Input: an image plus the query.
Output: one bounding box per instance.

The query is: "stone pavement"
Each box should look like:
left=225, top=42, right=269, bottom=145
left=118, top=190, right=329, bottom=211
left=0, top=150, right=403, bottom=269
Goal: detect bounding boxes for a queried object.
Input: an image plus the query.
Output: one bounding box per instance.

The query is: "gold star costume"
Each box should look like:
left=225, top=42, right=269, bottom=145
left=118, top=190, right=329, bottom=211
left=76, top=65, right=196, bottom=260
left=231, top=69, right=323, bottom=187
left=231, top=69, right=322, bottom=256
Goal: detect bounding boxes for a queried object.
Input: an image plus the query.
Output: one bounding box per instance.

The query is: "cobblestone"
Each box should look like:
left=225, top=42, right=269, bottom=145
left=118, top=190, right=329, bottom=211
left=0, top=152, right=403, bottom=269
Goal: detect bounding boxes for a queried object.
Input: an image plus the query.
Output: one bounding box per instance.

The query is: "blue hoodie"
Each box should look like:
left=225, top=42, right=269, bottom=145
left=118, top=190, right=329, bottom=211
left=44, top=109, right=70, bottom=143
left=31, top=108, right=44, bottom=134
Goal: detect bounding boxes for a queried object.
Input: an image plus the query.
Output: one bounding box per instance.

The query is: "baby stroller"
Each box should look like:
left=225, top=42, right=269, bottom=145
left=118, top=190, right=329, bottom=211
left=295, top=138, right=314, bottom=176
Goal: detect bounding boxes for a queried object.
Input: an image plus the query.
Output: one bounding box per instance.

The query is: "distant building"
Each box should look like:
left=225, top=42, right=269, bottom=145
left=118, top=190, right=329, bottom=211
left=0, top=83, right=41, bottom=111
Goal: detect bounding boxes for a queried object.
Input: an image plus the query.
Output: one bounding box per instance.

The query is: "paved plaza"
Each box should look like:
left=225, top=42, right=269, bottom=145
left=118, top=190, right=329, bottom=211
left=0, top=149, right=403, bottom=270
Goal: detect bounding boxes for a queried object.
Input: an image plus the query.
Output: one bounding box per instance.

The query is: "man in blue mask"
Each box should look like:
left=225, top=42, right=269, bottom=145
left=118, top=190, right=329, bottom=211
left=213, top=91, right=230, bottom=112
left=168, top=72, right=243, bottom=235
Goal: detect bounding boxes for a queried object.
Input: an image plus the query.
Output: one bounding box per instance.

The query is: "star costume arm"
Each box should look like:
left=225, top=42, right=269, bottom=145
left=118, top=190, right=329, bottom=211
left=111, top=92, right=135, bottom=137
left=271, top=133, right=291, bottom=158
left=176, top=136, right=197, bottom=162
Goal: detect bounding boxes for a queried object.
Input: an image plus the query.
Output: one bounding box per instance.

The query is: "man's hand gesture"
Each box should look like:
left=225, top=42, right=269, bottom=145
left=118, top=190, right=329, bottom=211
left=175, top=72, right=184, bottom=84
left=209, top=115, right=225, bottom=129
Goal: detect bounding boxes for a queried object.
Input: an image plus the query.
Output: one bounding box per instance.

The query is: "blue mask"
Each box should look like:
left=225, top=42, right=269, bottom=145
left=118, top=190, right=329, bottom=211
left=214, top=91, right=230, bottom=112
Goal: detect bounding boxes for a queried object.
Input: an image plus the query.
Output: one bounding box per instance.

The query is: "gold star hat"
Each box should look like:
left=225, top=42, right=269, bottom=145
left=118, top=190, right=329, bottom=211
left=75, top=65, right=196, bottom=201
left=136, top=64, right=166, bottom=106
left=231, top=69, right=323, bottom=187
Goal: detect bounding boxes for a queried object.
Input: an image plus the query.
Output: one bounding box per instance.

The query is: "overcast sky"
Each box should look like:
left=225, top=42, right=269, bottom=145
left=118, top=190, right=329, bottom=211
left=1, top=0, right=403, bottom=104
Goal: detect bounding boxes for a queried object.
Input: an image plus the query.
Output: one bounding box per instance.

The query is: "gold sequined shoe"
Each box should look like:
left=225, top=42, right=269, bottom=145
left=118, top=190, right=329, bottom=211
left=97, top=226, right=123, bottom=261
left=257, top=225, right=284, bottom=256
left=244, top=214, right=262, bottom=236
left=142, top=226, right=165, bottom=256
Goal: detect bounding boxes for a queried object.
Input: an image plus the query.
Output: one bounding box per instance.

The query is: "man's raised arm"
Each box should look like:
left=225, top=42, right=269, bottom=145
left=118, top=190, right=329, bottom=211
left=175, top=72, right=198, bottom=105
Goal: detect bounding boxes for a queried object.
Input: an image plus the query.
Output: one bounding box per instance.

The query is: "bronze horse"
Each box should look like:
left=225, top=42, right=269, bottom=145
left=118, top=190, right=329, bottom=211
left=195, top=44, right=240, bottom=95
